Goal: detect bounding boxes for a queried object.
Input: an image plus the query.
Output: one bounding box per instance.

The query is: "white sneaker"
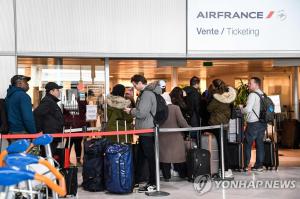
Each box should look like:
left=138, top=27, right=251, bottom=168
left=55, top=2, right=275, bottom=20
left=171, top=169, right=180, bottom=177
left=225, top=169, right=233, bottom=178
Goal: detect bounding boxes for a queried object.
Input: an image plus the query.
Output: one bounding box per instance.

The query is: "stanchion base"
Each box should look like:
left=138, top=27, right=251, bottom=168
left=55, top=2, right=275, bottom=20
left=213, top=176, right=234, bottom=181
left=145, top=191, right=170, bottom=197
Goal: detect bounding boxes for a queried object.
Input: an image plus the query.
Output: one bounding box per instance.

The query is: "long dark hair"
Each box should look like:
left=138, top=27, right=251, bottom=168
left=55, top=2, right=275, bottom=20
left=169, top=87, right=187, bottom=109
left=211, top=79, right=229, bottom=94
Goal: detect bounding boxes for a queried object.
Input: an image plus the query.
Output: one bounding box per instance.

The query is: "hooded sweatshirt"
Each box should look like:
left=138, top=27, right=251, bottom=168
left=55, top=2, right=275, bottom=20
left=207, top=86, right=237, bottom=126
left=5, top=85, right=36, bottom=133
left=131, top=82, right=162, bottom=136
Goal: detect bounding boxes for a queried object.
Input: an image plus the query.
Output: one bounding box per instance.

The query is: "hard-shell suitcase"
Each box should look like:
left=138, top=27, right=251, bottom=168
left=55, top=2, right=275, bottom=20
left=201, top=132, right=219, bottom=175
left=186, top=148, right=211, bottom=182
left=264, top=124, right=279, bottom=170
left=104, top=120, right=134, bottom=193
left=82, top=138, right=110, bottom=192
left=186, top=128, right=211, bottom=182
left=228, top=142, right=244, bottom=171
left=228, top=121, right=244, bottom=171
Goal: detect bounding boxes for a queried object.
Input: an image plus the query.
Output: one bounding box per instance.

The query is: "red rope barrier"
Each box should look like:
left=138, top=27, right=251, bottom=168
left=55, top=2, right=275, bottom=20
left=1, top=129, right=154, bottom=139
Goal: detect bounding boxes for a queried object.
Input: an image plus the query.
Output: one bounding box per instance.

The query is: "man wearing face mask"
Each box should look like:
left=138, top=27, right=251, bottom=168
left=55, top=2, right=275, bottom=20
left=34, top=82, right=64, bottom=152
left=5, top=75, right=36, bottom=134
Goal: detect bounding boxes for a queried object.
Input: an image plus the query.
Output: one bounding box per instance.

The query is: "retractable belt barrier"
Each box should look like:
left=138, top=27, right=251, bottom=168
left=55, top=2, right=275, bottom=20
left=1, top=129, right=154, bottom=139
left=0, top=124, right=229, bottom=197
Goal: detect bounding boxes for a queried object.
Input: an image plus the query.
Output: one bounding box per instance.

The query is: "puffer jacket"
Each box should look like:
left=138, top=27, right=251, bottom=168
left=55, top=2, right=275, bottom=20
left=131, top=81, right=162, bottom=136
left=106, top=95, right=133, bottom=131
left=207, top=87, right=237, bottom=126
left=106, top=95, right=133, bottom=142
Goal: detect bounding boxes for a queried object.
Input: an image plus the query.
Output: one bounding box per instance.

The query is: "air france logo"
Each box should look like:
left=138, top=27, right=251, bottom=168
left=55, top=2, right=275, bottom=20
left=196, top=10, right=287, bottom=20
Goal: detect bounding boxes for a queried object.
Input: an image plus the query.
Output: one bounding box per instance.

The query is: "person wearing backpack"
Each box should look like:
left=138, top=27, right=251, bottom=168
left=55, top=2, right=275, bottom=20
left=124, top=75, right=164, bottom=193
left=239, top=77, right=268, bottom=172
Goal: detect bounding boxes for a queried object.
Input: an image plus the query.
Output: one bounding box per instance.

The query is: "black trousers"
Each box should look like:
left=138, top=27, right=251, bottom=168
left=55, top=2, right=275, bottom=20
left=138, top=136, right=156, bottom=185
left=210, top=129, right=229, bottom=171
left=160, top=162, right=187, bottom=179
left=70, top=138, right=83, bottom=158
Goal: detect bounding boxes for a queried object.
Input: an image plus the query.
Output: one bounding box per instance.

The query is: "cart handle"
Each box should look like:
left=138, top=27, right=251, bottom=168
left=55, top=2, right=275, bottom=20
left=0, top=139, right=30, bottom=167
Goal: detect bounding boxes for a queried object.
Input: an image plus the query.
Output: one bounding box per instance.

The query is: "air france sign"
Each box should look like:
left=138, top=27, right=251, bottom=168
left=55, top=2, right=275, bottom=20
left=188, top=0, right=300, bottom=58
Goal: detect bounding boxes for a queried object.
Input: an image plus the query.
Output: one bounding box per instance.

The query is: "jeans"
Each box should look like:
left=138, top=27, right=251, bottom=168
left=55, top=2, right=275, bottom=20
left=138, top=136, right=156, bottom=185
left=244, top=122, right=267, bottom=168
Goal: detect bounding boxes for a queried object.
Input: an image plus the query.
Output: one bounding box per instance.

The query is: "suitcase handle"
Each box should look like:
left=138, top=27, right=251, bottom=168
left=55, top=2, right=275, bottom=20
left=116, top=120, right=128, bottom=143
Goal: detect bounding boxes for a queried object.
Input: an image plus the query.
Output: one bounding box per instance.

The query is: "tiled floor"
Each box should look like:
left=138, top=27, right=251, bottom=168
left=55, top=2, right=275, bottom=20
left=77, top=149, right=300, bottom=199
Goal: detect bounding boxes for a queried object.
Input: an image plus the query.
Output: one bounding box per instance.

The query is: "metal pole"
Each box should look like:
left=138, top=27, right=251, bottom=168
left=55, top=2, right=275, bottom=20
left=45, top=144, right=58, bottom=199
left=220, top=124, right=225, bottom=180
left=26, top=165, right=34, bottom=199
left=104, top=58, right=110, bottom=122
left=294, top=66, right=299, bottom=120
left=145, top=125, right=169, bottom=197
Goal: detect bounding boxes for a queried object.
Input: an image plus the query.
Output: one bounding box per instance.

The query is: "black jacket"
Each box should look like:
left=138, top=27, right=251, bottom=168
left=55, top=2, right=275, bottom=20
left=34, top=93, right=64, bottom=134
left=183, top=86, right=201, bottom=127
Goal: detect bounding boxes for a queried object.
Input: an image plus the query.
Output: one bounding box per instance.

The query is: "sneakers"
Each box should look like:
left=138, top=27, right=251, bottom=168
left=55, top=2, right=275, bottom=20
left=138, top=184, right=157, bottom=193
left=251, top=166, right=264, bottom=172
left=224, top=169, right=234, bottom=178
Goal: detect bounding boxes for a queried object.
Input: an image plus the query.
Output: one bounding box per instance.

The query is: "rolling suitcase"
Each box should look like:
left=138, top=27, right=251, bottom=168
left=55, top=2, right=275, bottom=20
left=201, top=132, right=219, bottom=175
left=82, top=138, right=110, bottom=192
left=186, top=130, right=211, bottom=182
left=228, top=122, right=244, bottom=171
left=61, top=166, right=78, bottom=196
left=264, top=124, right=279, bottom=170
left=104, top=120, right=134, bottom=193
left=228, top=142, right=244, bottom=171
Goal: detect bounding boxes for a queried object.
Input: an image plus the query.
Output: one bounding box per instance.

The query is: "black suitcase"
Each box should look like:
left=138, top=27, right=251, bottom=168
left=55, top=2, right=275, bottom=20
left=186, top=148, right=211, bottom=182
left=264, top=125, right=279, bottom=170
left=82, top=138, right=110, bottom=192
left=228, top=118, right=244, bottom=171
left=228, top=142, right=244, bottom=171
left=61, top=167, right=78, bottom=196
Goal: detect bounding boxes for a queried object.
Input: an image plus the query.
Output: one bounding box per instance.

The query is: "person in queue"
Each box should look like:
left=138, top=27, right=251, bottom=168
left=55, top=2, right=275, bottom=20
left=106, top=84, right=133, bottom=142
left=207, top=79, right=236, bottom=178
left=240, top=77, right=267, bottom=172
left=5, top=75, right=36, bottom=135
left=159, top=93, right=190, bottom=181
left=124, top=75, right=161, bottom=192
left=34, top=82, right=64, bottom=154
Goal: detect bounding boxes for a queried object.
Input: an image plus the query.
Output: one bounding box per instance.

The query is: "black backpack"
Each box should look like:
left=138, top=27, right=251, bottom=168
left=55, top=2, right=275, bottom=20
left=252, top=92, right=275, bottom=124
left=150, top=92, right=169, bottom=125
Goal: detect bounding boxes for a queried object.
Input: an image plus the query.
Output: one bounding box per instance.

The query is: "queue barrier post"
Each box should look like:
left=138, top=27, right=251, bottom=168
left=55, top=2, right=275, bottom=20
left=145, top=124, right=170, bottom=197
left=214, top=123, right=234, bottom=181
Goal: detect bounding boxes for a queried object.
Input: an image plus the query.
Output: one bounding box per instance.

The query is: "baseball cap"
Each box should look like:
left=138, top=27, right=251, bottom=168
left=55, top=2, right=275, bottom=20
left=45, top=82, right=63, bottom=92
left=11, top=75, right=31, bottom=85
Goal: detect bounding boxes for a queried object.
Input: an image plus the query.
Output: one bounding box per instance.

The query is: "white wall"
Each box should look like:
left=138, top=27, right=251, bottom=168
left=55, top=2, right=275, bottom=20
left=0, top=0, right=15, bottom=54
left=16, top=0, right=186, bottom=57
left=0, top=56, right=16, bottom=98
